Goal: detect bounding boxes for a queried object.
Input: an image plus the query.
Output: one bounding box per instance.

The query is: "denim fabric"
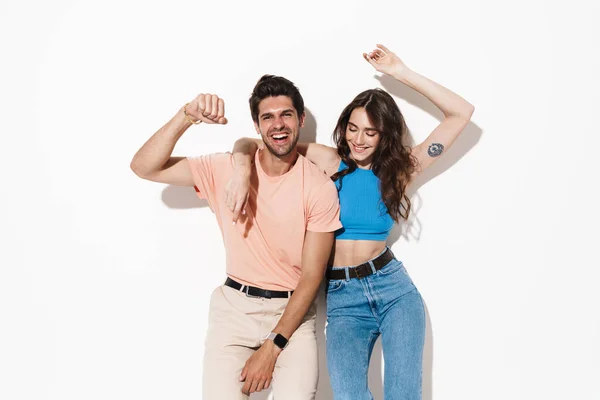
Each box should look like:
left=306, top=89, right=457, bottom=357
left=326, top=254, right=425, bottom=400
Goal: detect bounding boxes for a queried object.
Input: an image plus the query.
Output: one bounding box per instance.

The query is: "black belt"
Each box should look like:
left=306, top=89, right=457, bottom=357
left=327, top=248, right=395, bottom=280
left=224, top=277, right=294, bottom=299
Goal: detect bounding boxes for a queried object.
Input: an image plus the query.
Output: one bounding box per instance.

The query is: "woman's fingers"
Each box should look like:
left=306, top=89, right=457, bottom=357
left=376, top=43, right=392, bottom=53
left=232, top=196, right=247, bottom=223
left=363, top=52, right=379, bottom=68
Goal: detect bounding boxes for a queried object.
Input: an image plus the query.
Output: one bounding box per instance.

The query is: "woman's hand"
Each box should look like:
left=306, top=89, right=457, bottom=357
left=363, top=44, right=408, bottom=77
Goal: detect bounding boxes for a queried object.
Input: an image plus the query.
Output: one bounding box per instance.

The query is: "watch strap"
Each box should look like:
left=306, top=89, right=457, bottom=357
left=266, top=332, right=288, bottom=350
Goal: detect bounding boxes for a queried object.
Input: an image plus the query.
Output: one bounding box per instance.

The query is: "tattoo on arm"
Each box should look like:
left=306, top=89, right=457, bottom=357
left=427, top=143, right=444, bottom=157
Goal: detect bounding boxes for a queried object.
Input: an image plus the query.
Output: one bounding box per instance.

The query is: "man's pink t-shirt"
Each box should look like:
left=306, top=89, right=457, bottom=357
left=187, top=151, right=342, bottom=291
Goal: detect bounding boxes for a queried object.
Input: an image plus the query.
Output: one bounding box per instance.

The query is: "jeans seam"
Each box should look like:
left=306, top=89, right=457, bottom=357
left=362, top=279, right=381, bottom=325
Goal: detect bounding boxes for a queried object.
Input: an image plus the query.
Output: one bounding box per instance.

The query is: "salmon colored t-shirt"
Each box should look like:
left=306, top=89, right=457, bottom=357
left=187, top=151, right=342, bottom=291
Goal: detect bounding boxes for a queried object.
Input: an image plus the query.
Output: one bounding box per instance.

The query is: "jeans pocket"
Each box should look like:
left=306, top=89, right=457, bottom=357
left=377, top=260, right=405, bottom=276
left=326, top=279, right=346, bottom=294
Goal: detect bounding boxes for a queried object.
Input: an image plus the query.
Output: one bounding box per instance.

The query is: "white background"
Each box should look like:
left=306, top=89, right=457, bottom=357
left=1, top=0, right=599, bottom=399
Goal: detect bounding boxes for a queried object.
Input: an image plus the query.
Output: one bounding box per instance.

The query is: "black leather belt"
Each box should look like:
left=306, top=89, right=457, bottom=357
left=327, top=248, right=395, bottom=280
left=224, top=277, right=293, bottom=299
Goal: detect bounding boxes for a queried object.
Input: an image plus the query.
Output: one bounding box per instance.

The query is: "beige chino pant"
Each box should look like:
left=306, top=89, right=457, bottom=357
left=202, top=285, right=318, bottom=400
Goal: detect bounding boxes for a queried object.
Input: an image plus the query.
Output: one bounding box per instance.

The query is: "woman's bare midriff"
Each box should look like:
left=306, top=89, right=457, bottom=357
left=331, top=239, right=387, bottom=267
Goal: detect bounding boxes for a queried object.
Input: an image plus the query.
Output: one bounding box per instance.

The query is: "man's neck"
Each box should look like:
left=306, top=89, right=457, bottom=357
left=258, top=148, right=299, bottom=177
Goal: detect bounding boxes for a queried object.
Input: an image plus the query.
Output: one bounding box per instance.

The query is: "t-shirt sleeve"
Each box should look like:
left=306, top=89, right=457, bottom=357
left=307, top=180, right=342, bottom=232
left=187, top=153, right=233, bottom=211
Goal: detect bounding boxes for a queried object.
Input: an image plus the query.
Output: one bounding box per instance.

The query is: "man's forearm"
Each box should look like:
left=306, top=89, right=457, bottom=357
left=271, top=231, right=334, bottom=340
left=271, top=272, right=323, bottom=339
left=130, top=107, right=193, bottom=178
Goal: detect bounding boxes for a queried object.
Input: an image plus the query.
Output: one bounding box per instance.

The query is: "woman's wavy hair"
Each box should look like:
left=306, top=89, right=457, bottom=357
left=331, top=88, right=417, bottom=222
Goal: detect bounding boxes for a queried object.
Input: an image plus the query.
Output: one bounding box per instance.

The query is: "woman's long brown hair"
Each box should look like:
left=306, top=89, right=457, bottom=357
left=331, top=89, right=417, bottom=222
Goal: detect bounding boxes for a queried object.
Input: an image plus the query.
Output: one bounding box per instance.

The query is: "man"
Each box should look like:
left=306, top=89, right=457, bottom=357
left=130, top=75, right=341, bottom=399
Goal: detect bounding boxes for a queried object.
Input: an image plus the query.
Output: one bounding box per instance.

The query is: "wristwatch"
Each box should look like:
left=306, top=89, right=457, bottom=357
left=265, top=332, right=289, bottom=350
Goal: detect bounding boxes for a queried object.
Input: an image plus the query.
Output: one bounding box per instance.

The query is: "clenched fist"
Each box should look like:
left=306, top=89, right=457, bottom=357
left=185, top=93, right=228, bottom=125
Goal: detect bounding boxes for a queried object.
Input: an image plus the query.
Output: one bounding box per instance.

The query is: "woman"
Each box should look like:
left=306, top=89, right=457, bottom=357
left=228, top=44, right=474, bottom=399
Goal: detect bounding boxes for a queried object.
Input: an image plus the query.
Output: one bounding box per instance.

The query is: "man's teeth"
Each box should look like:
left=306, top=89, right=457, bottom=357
left=273, top=134, right=288, bottom=139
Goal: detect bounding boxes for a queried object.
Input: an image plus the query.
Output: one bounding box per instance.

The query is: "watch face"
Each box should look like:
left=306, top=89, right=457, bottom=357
left=273, top=334, right=288, bottom=349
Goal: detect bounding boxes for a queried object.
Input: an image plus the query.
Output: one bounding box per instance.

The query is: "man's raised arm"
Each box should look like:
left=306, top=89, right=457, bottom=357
left=130, top=93, right=228, bottom=185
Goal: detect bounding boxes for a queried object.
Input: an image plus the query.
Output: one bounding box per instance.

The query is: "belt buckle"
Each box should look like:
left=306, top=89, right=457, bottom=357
left=244, top=287, right=263, bottom=299
left=355, top=264, right=368, bottom=279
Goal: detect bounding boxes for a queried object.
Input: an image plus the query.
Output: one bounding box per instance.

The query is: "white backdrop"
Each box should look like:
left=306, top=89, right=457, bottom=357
left=2, top=0, right=599, bottom=399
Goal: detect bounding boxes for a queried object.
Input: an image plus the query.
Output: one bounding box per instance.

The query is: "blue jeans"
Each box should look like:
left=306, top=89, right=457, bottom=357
left=326, top=251, right=425, bottom=400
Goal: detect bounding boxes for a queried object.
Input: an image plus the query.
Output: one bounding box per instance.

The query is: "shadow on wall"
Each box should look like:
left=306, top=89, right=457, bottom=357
left=162, top=186, right=209, bottom=209
left=381, top=73, right=483, bottom=246
left=380, top=72, right=481, bottom=400
left=300, top=107, right=318, bottom=144
left=422, top=302, right=434, bottom=400
left=314, top=283, right=333, bottom=400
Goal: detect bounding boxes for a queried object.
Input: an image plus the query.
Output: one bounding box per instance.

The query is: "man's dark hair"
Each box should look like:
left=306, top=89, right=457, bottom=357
left=249, top=75, right=305, bottom=122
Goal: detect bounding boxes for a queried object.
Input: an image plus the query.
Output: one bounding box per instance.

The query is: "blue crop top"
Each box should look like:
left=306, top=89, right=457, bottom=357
left=334, top=160, right=394, bottom=241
